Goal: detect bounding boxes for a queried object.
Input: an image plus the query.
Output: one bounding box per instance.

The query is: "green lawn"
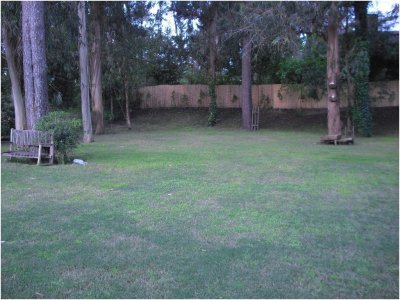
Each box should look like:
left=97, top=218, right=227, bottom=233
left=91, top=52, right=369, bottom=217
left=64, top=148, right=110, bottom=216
left=1, top=115, right=399, bottom=298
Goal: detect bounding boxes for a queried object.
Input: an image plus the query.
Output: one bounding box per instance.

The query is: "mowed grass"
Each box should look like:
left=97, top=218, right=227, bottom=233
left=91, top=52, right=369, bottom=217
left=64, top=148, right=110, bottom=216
left=1, top=112, right=399, bottom=298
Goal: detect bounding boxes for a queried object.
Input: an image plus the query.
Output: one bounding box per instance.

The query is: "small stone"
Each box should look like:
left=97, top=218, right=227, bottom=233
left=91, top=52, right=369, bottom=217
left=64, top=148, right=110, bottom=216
left=73, top=159, right=88, bottom=166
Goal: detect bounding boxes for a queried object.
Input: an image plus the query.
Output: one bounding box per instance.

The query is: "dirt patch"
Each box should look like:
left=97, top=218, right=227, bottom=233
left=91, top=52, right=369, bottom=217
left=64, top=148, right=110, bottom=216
left=108, top=107, right=398, bottom=135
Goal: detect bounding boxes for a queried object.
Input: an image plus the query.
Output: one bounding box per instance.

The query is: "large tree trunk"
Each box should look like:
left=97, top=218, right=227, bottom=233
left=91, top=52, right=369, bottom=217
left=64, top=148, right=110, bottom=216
left=241, top=34, right=252, bottom=130
left=78, top=1, right=93, bottom=143
left=90, top=1, right=104, bottom=135
left=326, top=2, right=341, bottom=136
left=2, top=24, right=26, bottom=130
left=22, top=2, right=35, bottom=130
left=22, top=1, right=49, bottom=130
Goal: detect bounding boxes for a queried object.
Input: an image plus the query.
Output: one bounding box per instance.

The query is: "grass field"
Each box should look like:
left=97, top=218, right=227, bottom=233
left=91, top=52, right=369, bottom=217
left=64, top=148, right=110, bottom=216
left=1, top=109, right=399, bottom=298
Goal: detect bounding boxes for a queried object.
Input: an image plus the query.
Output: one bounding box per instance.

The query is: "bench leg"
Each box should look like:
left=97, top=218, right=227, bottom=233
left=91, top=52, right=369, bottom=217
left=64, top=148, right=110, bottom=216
left=50, top=146, right=54, bottom=164
left=37, top=145, right=42, bottom=166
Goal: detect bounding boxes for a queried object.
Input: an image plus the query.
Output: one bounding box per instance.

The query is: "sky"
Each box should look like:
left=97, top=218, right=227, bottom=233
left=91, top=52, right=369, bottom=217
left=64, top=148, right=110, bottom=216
left=370, top=0, right=399, bottom=13
left=369, top=0, right=399, bottom=30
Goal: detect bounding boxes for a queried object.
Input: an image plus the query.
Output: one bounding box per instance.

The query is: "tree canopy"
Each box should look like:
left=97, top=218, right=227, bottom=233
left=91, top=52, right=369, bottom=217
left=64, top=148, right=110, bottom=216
left=1, top=1, right=398, bottom=136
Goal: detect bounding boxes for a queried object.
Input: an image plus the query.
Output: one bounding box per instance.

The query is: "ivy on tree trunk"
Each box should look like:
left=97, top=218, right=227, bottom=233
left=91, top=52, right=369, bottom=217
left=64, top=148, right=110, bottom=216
left=353, top=1, right=372, bottom=137
left=353, top=40, right=372, bottom=137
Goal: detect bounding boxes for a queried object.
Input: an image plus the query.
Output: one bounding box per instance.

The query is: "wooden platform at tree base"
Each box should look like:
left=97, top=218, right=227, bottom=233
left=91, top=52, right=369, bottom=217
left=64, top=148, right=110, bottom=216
left=320, top=134, right=354, bottom=145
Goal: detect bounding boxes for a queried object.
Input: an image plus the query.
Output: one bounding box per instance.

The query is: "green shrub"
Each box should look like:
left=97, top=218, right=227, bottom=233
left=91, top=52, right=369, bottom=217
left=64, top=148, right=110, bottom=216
left=36, top=111, right=82, bottom=164
left=104, top=110, right=115, bottom=124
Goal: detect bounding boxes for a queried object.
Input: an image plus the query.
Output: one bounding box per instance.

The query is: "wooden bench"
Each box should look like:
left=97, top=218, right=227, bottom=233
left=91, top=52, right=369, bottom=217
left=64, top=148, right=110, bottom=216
left=320, top=126, right=355, bottom=145
left=2, top=129, right=54, bottom=165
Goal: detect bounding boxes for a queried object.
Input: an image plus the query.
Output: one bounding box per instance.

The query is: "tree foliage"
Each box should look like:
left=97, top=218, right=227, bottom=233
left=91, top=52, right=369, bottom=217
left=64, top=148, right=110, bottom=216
left=0, top=1, right=398, bottom=135
left=45, top=2, right=80, bottom=109
left=277, top=35, right=326, bottom=100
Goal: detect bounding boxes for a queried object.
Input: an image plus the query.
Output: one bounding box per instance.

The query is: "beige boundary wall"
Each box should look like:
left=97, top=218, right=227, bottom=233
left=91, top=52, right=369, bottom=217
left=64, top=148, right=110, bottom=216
left=138, top=81, right=399, bottom=109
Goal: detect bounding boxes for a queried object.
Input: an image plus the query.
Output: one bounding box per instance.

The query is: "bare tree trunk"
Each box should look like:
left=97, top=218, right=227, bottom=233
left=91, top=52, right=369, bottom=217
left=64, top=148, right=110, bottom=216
left=117, top=54, right=131, bottom=130
left=78, top=1, right=93, bottom=143
left=207, top=3, right=218, bottom=126
left=104, top=31, right=114, bottom=123
left=2, top=24, right=26, bottom=130
left=90, top=1, right=104, bottom=135
left=344, top=8, right=353, bottom=135
left=22, top=1, right=49, bottom=130
left=124, top=80, right=132, bottom=129
left=326, top=2, right=341, bottom=136
left=110, top=96, right=114, bottom=122
left=208, top=4, right=217, bottom=79
left=345, top=58, right=352, bottom=131
left=22, top=2, right=35, bottom=130
left=241, top=34, right=252, bottom=130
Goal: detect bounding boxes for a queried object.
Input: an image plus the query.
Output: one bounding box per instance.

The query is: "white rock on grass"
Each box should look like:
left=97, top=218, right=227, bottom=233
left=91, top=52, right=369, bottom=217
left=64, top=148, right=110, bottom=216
left=73, top=159, right=88, bottom=166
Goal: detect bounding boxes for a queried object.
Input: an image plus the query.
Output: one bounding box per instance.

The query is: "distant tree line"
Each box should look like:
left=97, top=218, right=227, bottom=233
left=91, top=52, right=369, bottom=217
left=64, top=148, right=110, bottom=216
left=1, top=1, right=398, bottom=139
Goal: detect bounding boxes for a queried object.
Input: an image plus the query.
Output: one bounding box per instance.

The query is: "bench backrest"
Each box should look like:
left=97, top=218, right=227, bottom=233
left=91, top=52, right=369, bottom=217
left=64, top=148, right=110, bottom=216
left=10, top=129, right=54, bottom=146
